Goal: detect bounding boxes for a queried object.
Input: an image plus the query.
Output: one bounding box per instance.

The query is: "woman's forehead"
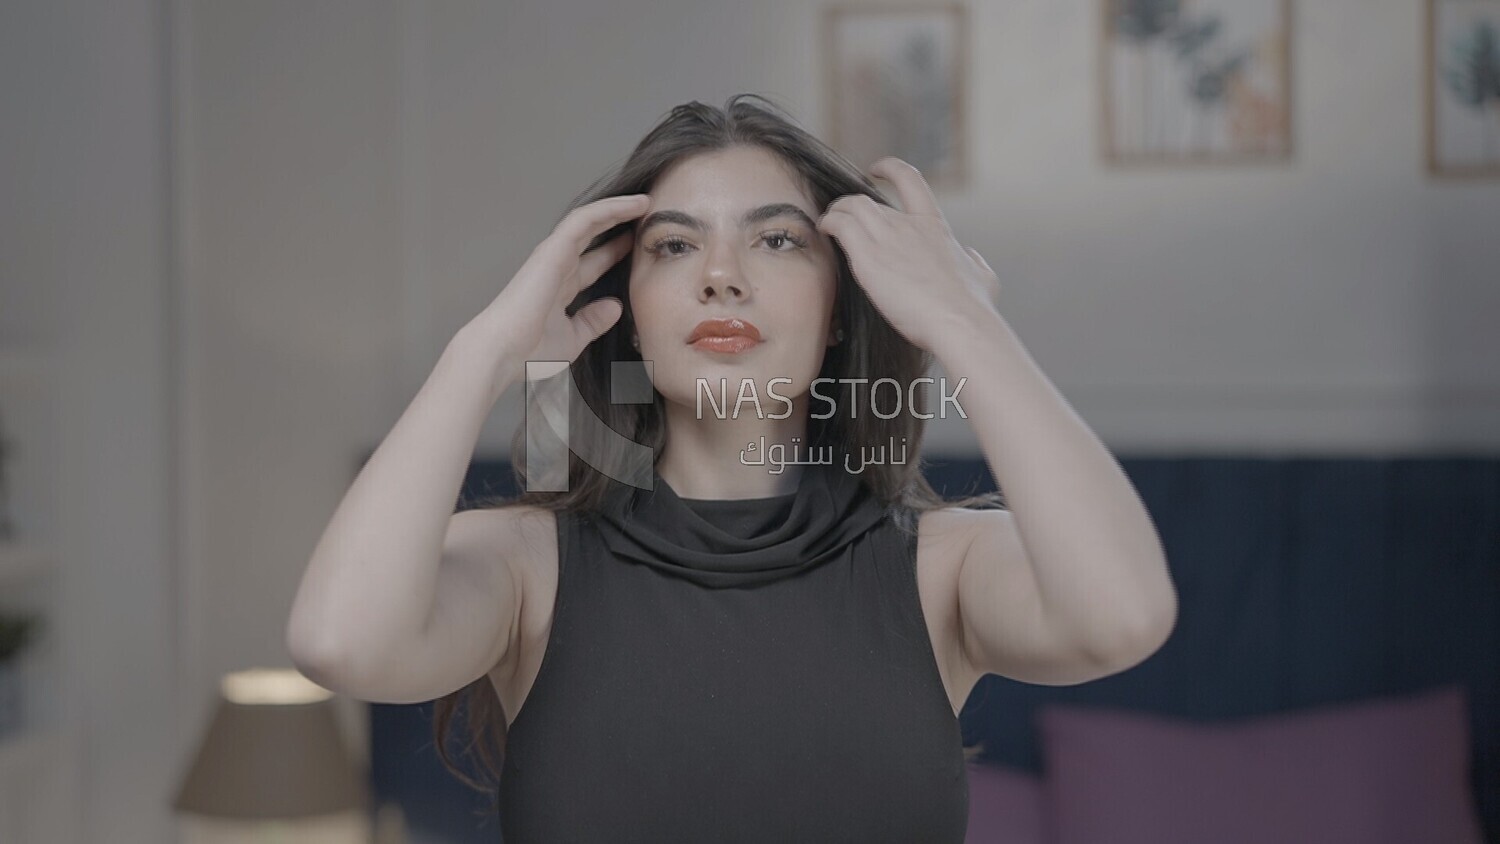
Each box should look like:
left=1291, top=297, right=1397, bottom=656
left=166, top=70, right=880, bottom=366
left=649, top=147, right=814, bottom=208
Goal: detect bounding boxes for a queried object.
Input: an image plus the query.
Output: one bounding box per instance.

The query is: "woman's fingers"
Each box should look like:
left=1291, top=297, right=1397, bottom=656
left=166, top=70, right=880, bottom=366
left=484, top=193, right=649, bottom=374
left=568, top=296, right=625, bottom=348
left=866, top=157, right=944, bottom=220
left=964, top=245, right=1002, bottom=303
left=571, top=228, right=635, bottom=296
left=542, top=194, right=650, bottom=268
left=964, top=245, right=990, bottom=274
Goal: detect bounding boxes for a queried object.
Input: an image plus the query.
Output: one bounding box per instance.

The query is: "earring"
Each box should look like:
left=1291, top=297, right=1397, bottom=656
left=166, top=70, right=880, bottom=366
left=631, top=334, right=640, bottom=350
left=834, top=328, right=845, bottom=343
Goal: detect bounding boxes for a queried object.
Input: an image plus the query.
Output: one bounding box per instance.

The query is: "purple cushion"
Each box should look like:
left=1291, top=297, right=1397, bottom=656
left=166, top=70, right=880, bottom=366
left=1037, top=684, right=1484, bottom=844
left=965, top=760, right=1048, bottom=844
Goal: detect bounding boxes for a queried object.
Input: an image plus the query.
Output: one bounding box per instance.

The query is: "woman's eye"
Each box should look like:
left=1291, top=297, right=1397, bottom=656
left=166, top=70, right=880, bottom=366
left=652, top=237, right=691, bottom=256
left=763, top=230, right=808, bottom=251
left=642, top=236, right=693, bottom=258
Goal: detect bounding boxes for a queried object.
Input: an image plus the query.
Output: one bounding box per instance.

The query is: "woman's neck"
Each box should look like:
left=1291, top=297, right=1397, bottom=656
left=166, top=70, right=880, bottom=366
left=656, top=398, right=817, bottom=499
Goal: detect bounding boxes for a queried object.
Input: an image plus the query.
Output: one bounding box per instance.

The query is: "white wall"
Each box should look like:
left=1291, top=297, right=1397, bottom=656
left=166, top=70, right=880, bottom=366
left=171, top=0, right=402, bottom=834
left=4, top=0, right=1496, bottom=840
left=2, top=0, right=178, bottom=841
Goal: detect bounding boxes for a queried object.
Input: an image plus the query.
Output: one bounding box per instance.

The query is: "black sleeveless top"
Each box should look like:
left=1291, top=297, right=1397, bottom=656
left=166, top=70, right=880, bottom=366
left=496, top=461, right=969, bottom=842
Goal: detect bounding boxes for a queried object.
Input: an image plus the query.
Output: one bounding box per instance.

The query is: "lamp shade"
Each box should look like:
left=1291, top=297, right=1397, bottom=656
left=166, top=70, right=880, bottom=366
left=173, top=667, right=369, bottom=820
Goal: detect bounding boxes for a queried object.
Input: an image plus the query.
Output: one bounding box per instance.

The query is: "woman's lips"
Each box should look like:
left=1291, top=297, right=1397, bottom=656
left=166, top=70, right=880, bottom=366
left=686, top=317, right=762, bottom=354
left=689, top=335, right=760, bottom=354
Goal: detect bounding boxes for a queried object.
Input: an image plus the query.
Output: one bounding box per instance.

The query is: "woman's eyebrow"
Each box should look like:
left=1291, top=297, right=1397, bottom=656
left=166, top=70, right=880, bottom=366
left=637, top=202, right=818, bottom=237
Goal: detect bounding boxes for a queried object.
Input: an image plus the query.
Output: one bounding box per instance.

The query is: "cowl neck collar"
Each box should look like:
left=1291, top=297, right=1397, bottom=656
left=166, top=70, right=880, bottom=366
left=592, top=459, right=890, bottom=588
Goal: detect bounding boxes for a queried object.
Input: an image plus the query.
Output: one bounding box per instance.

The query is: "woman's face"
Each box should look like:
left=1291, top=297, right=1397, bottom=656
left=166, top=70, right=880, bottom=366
left=628, top=145, right=841, bottom=415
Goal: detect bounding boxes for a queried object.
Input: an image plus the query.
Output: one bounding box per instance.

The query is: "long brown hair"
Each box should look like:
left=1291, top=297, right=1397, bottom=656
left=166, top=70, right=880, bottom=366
left=431, top=93, right=1004, bottom=816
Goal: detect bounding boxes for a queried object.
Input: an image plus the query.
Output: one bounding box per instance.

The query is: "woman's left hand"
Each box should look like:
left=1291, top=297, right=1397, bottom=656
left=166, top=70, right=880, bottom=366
left=816, top=157, right=1002, bottom=353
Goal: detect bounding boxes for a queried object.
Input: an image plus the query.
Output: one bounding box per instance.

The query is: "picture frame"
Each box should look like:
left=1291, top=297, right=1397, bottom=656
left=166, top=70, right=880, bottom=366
left=1100, top=0, right=1294, bottom=165
left=1425, top=0, right=1500, bottom=178
left=823, top=3, right=968, bottom=190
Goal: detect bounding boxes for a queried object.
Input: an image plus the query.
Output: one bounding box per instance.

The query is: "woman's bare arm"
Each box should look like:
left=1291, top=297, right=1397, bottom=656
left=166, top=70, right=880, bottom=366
left=285, top=328, right=528, bottom=703
left=284, top=193, right=648, bottom=703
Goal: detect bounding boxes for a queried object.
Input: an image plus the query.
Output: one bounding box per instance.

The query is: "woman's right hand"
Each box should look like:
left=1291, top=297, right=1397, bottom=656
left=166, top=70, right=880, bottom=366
left=461, top=193, right=650, bottom=383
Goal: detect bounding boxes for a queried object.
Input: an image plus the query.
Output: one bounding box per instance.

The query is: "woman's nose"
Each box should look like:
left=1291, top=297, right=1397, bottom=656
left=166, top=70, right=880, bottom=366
left=698, top=249, right=749, bottom=302
left=699, top=273, right=747, bottom=302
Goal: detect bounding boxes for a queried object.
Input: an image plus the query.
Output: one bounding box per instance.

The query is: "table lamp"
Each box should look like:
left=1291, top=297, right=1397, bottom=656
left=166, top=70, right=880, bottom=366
left=174, top=667, right=370, bottom=842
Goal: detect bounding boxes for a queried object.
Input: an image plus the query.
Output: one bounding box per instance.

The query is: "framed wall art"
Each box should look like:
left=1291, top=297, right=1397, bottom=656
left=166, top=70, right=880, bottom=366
left=823, top=3, right=968, bottom=189
left=1101, top=0, right=1293, bottom=165
left=1426, top=0, right=1500, bottom=178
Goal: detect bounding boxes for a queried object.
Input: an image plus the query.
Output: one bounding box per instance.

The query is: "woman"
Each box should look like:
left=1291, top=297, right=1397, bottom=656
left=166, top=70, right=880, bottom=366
left=287, top=94, right=1177, bottom=843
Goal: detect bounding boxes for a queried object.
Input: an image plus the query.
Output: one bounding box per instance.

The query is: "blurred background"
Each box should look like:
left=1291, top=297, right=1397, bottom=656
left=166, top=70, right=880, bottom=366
left=1, top=0, right=1497, bottom=842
